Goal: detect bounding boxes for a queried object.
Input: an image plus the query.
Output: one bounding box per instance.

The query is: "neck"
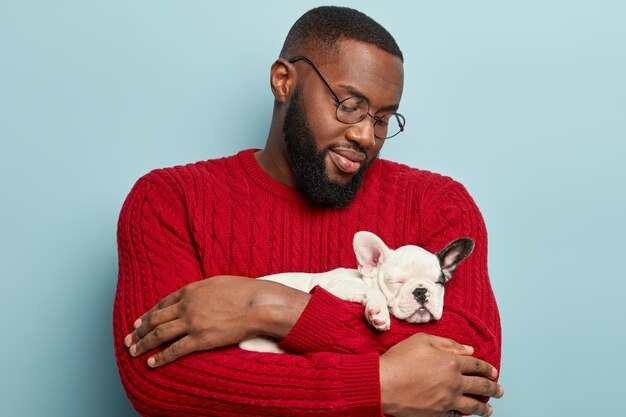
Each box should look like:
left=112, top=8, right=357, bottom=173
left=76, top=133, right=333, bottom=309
left=254, top=148, right=297, bottom=188
left=255, top=112, right=297, bottom=187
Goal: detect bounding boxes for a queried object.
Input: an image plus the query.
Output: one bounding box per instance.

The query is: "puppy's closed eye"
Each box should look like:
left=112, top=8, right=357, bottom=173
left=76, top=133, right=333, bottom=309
left=435, top=273, right=449, bottom=286
left=386, top=277, right=405, bottom=285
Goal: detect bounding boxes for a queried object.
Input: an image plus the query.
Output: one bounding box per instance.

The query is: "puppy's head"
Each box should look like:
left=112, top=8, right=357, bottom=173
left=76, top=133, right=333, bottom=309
left=354, top=232, right=474, bottom=323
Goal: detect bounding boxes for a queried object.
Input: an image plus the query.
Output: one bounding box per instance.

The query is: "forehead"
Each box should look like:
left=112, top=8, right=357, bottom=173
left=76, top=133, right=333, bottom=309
left=382, top=246, right=441, bottom=279
left=312, top=39, right=404, bottom=110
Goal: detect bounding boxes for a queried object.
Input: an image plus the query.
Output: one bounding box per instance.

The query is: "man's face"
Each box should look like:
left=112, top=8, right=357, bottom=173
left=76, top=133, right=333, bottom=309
left=283, top=40, right=404, bottom=208
left=283, top=86, right=373, bottom=208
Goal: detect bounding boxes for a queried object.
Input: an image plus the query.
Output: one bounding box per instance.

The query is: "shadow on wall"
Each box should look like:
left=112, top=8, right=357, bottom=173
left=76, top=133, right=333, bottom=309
left=99, top=255, right=138, bottom=416
left=71, top=244, right=140, bottom=416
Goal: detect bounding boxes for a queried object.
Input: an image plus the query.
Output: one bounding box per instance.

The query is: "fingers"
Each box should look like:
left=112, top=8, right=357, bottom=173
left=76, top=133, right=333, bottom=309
left=146, top=336, right=198, bottom=368
left=452, top=396, right=493, bottom=417
left=463, top=376, right=504, bottom=399
left=135, top=289, right=184, bottom=328
left=125, top=303, right=180, bottom=347
left=130, top=319, right=187, bottom=358
left=459, top=356, right=498, bottom=379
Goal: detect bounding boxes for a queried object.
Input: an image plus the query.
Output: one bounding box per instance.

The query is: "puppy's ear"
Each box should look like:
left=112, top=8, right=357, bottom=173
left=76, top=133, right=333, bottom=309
left=436, top=238, right=474, bottom=281
left=353, top=232, right=391, bottom=276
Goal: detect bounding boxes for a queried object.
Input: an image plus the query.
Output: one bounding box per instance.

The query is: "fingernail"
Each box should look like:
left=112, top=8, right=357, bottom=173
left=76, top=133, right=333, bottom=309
left=124, top=334, right=132, bottom=347
left=488, top=404, right=494, bottom=416
left=498, top=385, right=505, bottom=398
left=491, top=367, right=498, bottom=379
left=147, top=357, right=156, bottom=368
left=130, top=345, right=137, bottom=357
left=133, top=318, right=142, bottom=328
left=462, top=344, right=474, bottom=353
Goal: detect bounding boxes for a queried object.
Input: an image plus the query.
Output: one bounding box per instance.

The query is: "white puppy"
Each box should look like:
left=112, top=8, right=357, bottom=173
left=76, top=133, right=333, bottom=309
left=239, top=231, right=474, bottom=353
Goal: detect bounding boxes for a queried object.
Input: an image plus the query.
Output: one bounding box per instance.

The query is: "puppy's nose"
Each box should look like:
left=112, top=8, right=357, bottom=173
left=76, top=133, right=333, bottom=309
left=412, top=287, right=428, bottom=304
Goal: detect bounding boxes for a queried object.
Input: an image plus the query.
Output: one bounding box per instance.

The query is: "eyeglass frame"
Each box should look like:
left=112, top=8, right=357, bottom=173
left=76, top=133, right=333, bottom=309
left=288, top=55, right=406, bottom=140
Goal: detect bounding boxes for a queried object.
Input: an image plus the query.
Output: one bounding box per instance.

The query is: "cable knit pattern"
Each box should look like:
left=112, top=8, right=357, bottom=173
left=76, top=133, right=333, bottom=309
left=113, top=149, right=501, bottom=416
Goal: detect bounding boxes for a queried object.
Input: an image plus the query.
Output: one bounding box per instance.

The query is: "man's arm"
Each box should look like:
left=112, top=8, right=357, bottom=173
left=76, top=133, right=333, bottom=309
left=115, top=174, right=501, bottom=416
left=114, top=177, right=384, bottom=416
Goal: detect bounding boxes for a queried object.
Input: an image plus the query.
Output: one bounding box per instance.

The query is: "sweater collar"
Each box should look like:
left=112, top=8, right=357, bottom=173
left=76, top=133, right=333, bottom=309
left=238, top=149, right=308, bottom=203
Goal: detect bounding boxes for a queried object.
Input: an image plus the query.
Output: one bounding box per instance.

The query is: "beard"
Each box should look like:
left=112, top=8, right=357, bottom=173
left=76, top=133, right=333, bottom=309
left=283, top=87, right=376, bottom=208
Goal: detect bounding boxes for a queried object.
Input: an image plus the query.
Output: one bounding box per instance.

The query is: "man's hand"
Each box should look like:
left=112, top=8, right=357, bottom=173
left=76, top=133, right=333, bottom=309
left=123, top=276, right=311, bottom=367
left=379, top=333, right=504, bottom=417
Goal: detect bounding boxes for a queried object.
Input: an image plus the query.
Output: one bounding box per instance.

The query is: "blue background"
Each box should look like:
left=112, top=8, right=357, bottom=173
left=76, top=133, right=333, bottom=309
left=1, top=1, right=625, bottom=416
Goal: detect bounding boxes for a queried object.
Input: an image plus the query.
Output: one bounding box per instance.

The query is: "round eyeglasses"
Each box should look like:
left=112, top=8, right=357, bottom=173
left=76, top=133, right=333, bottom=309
left=289, top=56, right=406, bottom=140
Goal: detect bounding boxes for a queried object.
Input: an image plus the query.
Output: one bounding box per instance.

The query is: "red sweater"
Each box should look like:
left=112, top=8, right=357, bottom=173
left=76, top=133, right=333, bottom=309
left=113, top=149, right=501, bottom=416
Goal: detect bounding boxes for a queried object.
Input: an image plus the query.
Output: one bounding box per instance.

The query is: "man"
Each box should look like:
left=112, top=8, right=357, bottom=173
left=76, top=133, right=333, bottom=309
left=115, top=6, right=503, bottom=417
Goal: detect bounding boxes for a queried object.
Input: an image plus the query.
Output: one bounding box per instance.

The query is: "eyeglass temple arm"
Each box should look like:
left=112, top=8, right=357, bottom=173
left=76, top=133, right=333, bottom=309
left=288, top=56, right=342, bottom=104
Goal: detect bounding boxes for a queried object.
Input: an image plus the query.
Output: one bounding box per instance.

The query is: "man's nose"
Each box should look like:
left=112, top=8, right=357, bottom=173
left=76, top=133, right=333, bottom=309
left=345, top=117, right=376, bottom=149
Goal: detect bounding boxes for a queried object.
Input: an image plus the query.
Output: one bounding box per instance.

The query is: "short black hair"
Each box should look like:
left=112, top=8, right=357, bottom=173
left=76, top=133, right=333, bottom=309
left=280, top=6, right=403, bottom=62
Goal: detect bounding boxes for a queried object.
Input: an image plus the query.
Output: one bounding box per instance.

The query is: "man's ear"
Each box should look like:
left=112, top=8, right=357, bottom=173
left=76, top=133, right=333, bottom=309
left=353, top=232, right=391, bottom=276
left=270, top=58, right=297, bottom=103
left=436, top=238, right=474, bottom=280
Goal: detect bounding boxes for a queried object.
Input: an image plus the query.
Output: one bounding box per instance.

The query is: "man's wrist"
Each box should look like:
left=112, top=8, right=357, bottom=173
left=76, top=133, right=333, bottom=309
left=378, top=356, right=396, bottom=415
left=250, top=280, right=311, bottom=340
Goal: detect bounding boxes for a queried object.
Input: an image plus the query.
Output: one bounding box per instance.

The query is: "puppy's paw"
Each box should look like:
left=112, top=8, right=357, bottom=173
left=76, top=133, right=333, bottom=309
left=365, top=304, right=391, bottom=331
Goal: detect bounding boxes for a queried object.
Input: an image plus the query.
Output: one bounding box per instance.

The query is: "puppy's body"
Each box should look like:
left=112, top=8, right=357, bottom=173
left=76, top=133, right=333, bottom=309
left=239, top=232, right=473, bottom=353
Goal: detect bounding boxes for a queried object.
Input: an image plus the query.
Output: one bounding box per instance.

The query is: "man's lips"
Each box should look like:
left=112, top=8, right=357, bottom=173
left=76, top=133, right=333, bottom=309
left=328, top=148, right=366, bottom=175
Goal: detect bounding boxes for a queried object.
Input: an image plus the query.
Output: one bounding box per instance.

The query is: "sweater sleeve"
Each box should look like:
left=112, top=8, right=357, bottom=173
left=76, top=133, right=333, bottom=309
left=280, top=179, right=501, bottom=373
left=113, top=177, right=384, bottom=417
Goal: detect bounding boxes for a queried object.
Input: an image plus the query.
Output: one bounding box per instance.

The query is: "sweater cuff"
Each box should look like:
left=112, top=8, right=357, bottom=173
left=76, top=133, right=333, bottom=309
left=336, top=352, right=384, bottom=416
left=280, top=286, right=354, bottom=353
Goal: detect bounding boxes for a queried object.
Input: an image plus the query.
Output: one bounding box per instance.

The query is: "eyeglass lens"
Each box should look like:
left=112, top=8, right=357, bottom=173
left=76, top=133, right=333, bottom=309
left=337, top=97, right=404, bottom=139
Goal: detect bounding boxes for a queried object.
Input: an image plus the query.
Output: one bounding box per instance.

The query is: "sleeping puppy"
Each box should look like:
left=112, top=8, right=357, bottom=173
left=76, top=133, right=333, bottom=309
left=239, top=231, right=474, bottom=353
